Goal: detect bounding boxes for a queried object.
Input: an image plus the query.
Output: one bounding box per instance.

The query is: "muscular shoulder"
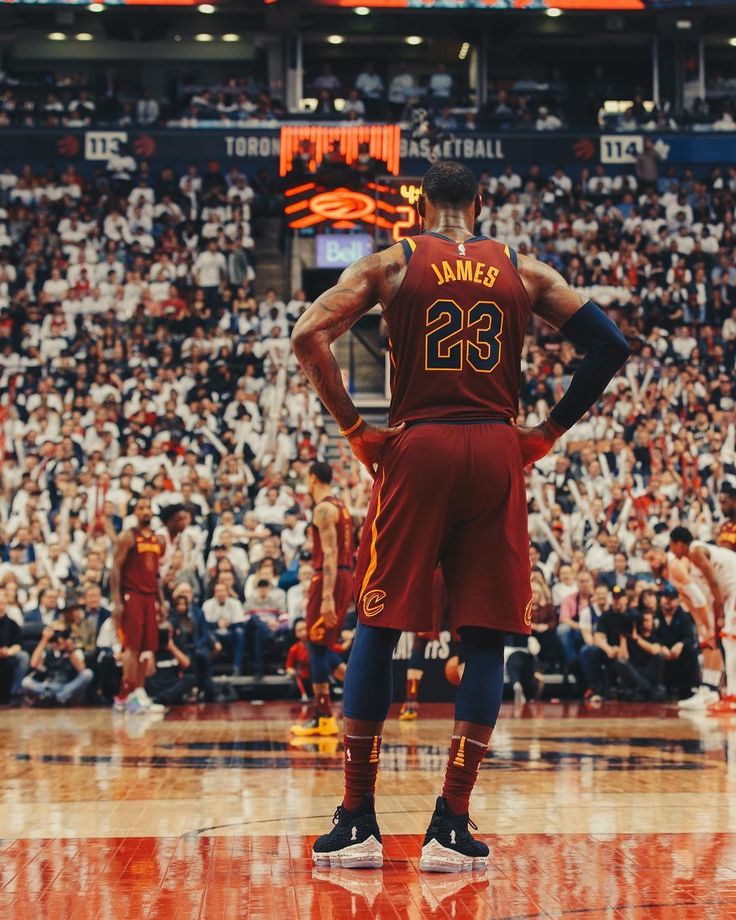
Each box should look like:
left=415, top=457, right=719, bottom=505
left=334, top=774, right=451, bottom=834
left=517, top=252, right=584, bottom=329
left=342, top=242, right=408, bottom=307
left=313, top=501, right=339, bottom=529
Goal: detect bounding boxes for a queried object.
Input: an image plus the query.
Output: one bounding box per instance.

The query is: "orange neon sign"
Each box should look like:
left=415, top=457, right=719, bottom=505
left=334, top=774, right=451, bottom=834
left=285, top=182, right=418, bottom=239
left=279, top=125, right=401, bottom=178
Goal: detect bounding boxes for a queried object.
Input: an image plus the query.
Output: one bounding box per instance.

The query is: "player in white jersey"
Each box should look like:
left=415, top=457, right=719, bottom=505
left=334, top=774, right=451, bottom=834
left=670, top=526, right=736, bottom=714
left=645, top=546, right=712, bottom=645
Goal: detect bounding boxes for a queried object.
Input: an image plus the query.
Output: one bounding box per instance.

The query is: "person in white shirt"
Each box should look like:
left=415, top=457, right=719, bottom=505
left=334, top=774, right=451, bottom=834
left=193, top=239, right=226, bottom=306
left=202, top=581, right=245, bottom=676
left=428, top=64, right=453, bottom=101
left=388, top=65, right=416, bottom=116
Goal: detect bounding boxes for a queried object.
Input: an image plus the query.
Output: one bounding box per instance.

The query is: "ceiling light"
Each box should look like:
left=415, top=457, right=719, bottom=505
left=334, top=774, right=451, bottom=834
left=327, top=35, right=344, bottom=44
left=48, top=32, right=66, bottom=41
left=729, top=37, right=736, bottom=47
left=676, top=19, right=692, bottom=29
left=355, top=5, right=370, bottom=13
left=222, top=33, right=239, bottom=42
left=546, top=7, right=563, bottom=17
left=194, top=33, right=214, bottom=42
left=173, top=34, right=182, bottom=41
left=405, top=35, right=423, bottom=45
left=458, top=41, right=470, bottom=60
left=76, top=33, right=94, bottom=41
left=198, top=3, right=216, bottom=12
left=88, top=3, right=105, bottom=11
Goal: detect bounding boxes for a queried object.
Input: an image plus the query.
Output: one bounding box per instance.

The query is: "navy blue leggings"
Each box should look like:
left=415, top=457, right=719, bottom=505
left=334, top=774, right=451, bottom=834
left=343, top=623, right=505, bottom=726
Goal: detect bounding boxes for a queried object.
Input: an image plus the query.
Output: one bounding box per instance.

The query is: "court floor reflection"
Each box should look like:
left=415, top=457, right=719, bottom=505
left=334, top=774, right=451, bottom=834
left=1, top=701, right=735, bottom=918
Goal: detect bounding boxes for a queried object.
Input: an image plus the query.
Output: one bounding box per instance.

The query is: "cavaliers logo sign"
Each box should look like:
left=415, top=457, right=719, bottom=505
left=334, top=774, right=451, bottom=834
left=362, top=589, right=387, bottom=618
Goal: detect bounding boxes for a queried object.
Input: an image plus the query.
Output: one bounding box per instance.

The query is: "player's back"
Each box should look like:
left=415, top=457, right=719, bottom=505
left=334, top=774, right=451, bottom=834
left=692, top=540, right=736, bottom=593
left=385, top=232, right=531, bottom=426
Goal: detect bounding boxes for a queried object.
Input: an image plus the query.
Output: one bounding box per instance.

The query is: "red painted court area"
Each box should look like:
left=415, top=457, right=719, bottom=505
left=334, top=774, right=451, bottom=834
left=2, top=833, right=736, bottom=919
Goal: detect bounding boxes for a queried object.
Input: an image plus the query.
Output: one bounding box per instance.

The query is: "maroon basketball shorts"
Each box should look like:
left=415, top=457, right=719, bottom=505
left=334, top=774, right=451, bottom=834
left=306, top=569, right=354, bottom=647
left=121, top=590, right=159, bottom=653
left=354, top=420, right=532, bottom=636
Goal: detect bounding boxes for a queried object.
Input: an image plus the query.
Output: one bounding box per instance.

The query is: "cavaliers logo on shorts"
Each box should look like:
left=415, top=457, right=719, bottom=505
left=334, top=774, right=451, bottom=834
left=362, top=589, right=386, bottom=618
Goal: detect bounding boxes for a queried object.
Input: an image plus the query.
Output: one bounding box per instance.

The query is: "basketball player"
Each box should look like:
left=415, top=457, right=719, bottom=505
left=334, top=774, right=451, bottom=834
left=717, top=482, right=736, bottom=552
left=156, top=503, right=191, bottom=578
left=291, top=161, right=629, bottom=871
left=291, top=462, right=354, bottom=737
left=645, top=545, right=712, bottom=644
left=111, top=497, right=167, bottom=714
left=670, top=526, right=736, bottom=714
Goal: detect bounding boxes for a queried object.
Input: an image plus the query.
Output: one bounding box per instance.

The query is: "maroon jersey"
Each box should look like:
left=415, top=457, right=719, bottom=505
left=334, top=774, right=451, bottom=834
left=121, top=528, right=163, bottom=595
left=311, top=497, right=353, bottom=572
left=385, top=233, right=531, bottom=425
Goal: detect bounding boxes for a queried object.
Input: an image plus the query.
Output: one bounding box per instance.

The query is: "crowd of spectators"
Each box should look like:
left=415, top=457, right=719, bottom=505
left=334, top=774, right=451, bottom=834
left=0, top=148, right=734, bottom=709
left=3, top=63, right=733, bottom=133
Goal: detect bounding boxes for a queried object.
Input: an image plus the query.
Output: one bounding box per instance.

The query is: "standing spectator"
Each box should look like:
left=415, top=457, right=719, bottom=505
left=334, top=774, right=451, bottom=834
left=355, top=63, right=384, bottom=118
left=193, top=238, right=227, bottom=309
left=428, top=63, right=453, bottom=103
left=136, top=92, right=160, bottom=126
left=635, top=139, right=661, bottom=192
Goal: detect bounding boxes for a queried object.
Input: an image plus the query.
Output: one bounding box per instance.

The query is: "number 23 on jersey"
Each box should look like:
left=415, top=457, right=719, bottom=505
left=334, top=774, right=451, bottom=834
left=425, top=299, right=505, bottom=374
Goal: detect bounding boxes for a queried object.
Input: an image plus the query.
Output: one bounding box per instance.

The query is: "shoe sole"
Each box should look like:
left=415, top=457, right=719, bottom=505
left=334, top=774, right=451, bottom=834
left=419, top=839, right=488, bottom=873
left=312, top=836, right=383, bottom=869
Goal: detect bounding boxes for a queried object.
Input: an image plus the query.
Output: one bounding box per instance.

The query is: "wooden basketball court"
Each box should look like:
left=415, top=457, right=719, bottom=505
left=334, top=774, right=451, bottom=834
left=1, top=701, right=735, bottom=919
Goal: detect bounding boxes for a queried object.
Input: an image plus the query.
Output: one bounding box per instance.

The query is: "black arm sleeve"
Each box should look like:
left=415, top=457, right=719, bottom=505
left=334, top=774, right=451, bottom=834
left=549, top=300, right=630, bottom=431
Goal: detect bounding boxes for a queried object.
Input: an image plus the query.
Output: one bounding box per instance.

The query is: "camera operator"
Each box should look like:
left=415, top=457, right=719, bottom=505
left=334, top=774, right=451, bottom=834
left=616, top=609, right=667, bottom=701
left=22, top=619, right=93, bottom=705
left=654, top=583, right=701, bottom=700
left=143, top=621, right=197, bottom=706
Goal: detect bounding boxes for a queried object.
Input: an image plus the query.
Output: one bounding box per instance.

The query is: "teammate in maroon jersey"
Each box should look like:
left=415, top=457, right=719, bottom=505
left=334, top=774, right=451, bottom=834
left=292, top=161, right=629, bottom=871
left=110, top=497, right=167, bottom=714
left=291, top=461, right=354, bottom=737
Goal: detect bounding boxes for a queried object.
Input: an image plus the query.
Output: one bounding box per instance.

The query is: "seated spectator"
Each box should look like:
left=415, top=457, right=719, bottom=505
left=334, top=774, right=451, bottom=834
left=22, top=622, right=93, bottom=706
left=615, top=610, right=666, bottom=701
left=285, top=618, right=310, bottom=700
left=144, top=621, right=197, bottom=706
left=243, top=578, right=287, bottom=680
left=579, top=586, right=628, bottom=701
left=654, top=584, right=701, bottom=700
left=201, top=581, right=246, bottom=676
left=0, top=588, right=29, bottom=704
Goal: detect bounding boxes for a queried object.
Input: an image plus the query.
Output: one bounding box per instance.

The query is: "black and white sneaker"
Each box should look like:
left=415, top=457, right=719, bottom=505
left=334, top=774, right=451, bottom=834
left=419, top=797, right=489, bottom=873
left=312, top=796, right=383, bottom=869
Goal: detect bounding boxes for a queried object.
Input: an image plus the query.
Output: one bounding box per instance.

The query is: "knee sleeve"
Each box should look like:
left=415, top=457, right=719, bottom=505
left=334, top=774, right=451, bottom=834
left=308, top=643, right=331, bottom=684
left=455, top=627, right=506, bottom=727
left=343, top=623, right=401, bottom=721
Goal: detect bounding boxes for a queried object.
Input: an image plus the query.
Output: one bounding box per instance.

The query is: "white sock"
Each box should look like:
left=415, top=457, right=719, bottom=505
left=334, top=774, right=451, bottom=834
left=722, top=637, right=736, bottom=696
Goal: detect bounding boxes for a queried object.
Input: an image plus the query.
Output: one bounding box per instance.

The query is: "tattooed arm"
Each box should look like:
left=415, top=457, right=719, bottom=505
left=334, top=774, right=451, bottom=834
left=313, top=501, right=339, bottom=627
left=292, top=246, right=407, bottom=477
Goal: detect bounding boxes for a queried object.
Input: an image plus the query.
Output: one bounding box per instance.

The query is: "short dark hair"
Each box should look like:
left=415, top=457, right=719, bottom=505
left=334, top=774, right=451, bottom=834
left=422, top=161, right=478, bottom=208
left=309, top=461, right=333, bottom=485
left=670, top=526, right=693, bottom=545
left=160, top=502, right=185, bottom=523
